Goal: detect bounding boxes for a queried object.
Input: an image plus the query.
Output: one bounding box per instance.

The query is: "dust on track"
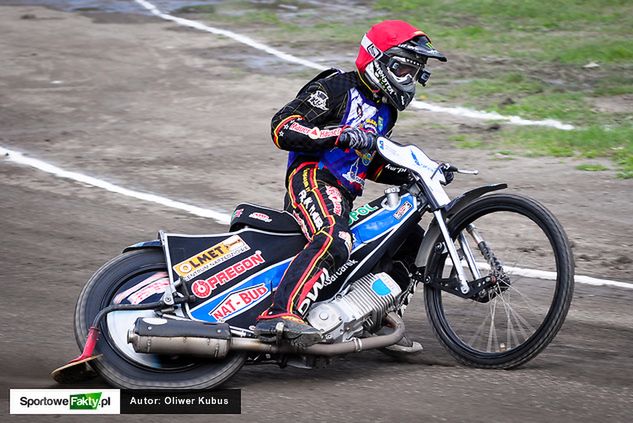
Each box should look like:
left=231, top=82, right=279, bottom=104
left=1, top=6, right=632, bottom=422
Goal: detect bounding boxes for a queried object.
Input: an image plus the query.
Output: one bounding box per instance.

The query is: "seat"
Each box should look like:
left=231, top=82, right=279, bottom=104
left=229, top=203, right=302, bottom=234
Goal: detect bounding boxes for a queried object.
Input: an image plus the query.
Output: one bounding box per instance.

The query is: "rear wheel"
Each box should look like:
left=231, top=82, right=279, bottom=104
left=424, top=194, right=574, bottom=369
left=74, top=249, right=246, bottom=390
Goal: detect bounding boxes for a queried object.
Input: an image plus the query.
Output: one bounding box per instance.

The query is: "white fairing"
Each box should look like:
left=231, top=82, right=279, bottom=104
left=376, top=137, right=451, bottom=207
left=306, top=273, right=401, bottom=342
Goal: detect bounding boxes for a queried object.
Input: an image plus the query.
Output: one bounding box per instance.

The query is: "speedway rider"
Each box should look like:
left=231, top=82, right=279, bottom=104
left=254, top=20, right=448, bottom=349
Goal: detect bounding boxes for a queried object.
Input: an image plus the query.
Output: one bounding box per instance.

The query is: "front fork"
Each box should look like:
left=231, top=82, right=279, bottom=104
left=433, top=211, right=507, bottom=297
left=433, top=210, right=471, bottom=295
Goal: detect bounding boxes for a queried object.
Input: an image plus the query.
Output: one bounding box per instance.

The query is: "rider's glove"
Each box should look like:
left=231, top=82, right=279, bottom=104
left=337, top=127, right=376, bottom=152
left=439, top=163, right=455, bottom=186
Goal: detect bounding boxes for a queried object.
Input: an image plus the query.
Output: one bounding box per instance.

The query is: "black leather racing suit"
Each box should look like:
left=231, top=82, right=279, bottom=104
left=258, top=69, right=409, bottom=321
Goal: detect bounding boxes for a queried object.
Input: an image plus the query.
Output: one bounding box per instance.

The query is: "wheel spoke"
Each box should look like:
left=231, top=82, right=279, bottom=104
left=468, top=308, right=491, bottom=346
left=427, top=194, right=573, bottom=368
left=487, top=296, right=499, bottom=352
left=497, top=290, right=533, bottom=347
left=505, top=284, right=547, bottom=318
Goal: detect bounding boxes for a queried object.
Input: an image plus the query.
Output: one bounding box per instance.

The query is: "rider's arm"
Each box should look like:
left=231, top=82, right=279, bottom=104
left=271, top=82, right=345, bottom=152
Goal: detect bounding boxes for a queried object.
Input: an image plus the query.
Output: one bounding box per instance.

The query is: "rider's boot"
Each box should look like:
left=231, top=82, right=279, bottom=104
left=254, top=314, right=323, bottom=348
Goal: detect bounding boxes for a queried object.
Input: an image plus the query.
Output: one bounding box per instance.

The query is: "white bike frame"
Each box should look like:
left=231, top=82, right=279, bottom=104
left=375, top=136, right=478, bottom=295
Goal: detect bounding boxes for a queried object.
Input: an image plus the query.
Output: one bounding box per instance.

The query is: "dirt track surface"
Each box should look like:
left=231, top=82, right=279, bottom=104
left=1, top=6, right=632, bottom=422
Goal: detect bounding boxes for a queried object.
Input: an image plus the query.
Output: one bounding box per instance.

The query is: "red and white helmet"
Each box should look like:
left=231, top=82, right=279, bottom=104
left=356, top=20, right=447, bottom=111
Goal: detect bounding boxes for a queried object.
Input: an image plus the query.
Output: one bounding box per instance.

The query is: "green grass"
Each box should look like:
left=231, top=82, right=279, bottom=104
left=492, top=92, right=590, bottom=123
left=375, top=0, right=633, bottom=64
left=553, top=40, right=633, bottom=64
left=454, top=125, right=633, bottom=177
left=576, top=164, right=609, bottom=172
left=450, top=135, right=485, bottom=149
left=458, top=73, right=545, bottom=98
left=186, top=0, right=632, bottom=178
left=593, top=76, right=633, bottom=96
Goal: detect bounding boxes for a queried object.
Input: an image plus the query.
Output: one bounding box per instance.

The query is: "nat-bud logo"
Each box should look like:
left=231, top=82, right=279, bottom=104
left=70, top=392, right=106, bottom=410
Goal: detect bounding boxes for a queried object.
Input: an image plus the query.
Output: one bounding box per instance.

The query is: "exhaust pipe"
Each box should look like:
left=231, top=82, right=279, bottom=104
left=127, top=317, right=231, bottom=358
left=128, top=312, right=405, bottom=357
left=230, top=312, right=405, bottom=355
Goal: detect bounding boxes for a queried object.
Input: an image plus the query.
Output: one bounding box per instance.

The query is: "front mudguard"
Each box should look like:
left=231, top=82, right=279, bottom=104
left=414, top=184, right=507, bottom=268
left=122, top=239, right=162, bottom=253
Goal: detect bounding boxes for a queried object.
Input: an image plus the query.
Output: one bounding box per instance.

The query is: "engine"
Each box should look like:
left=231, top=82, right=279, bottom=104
left=306, top=272, right=401, bottom=343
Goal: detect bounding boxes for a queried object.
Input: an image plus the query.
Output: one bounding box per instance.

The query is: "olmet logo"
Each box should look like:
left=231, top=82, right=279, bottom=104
left=173, top=235, right=250, bottom=281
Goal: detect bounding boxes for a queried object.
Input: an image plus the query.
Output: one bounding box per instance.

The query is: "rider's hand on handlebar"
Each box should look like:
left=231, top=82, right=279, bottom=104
left=438, top=163, right=455, bottom=186
left=337, top=127, right=376, bottom=152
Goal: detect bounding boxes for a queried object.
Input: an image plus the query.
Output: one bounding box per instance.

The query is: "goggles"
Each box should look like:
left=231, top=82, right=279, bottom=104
left=385, top=56, right=430, bottom=85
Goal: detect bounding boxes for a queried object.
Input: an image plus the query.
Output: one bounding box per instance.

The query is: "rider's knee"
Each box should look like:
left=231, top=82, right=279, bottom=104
left=330, top=230, right=353, bottom=265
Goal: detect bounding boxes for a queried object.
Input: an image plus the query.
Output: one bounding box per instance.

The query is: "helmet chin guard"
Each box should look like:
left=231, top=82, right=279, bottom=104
left=364, top=61, right=415, bottom=111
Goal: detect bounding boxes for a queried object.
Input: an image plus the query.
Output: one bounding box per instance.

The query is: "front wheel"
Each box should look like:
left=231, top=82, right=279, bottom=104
left=74, top=249, right=246, bottom=390
left=424, top=193, right=574, bottom=369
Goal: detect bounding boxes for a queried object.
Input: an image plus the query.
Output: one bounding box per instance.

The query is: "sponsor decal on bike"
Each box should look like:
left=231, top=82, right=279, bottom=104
left=127, top=278, right=171, bottom=305
left=324, top=258, right=357, bottom=287
left=325, top=185, right=343, bottom=216
left=384, top=163, right=407, bottom=174
left=296, top=259, right=359, bottom=315
left=113, top=271, right=169, bottom=305
left=348, top=203, right=379, bottom=225
left=394, top=201, right=413, bottom=220
left=248, top=212, right=272, bottom=223
left=232, top=208, right=243, bottom=219
left=174, top=235, right=250, bottom=282
left=410, top=151, right=421, bottom=166
left=307, top=90, right=329, bottom=111
left=191, top=251, right=265, bottom=298
left=209, top=283, right=269, bottom=321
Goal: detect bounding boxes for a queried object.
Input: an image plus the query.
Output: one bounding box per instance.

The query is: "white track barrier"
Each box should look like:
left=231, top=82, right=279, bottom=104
left=0, top=146, right=230, bottom=225
left=2, top=146, right=630, bottom=289
left=134, top=0, right=574, bottom=131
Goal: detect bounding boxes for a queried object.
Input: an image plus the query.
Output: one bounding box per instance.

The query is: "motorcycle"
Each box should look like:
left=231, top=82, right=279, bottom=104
left=52, top=136, right=574, bottom=390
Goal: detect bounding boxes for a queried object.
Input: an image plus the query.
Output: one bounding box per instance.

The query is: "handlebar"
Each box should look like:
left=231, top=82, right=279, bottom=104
left=367, top=134, right=481, bottom=179
left=432, top=163, right=479, bottom=181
